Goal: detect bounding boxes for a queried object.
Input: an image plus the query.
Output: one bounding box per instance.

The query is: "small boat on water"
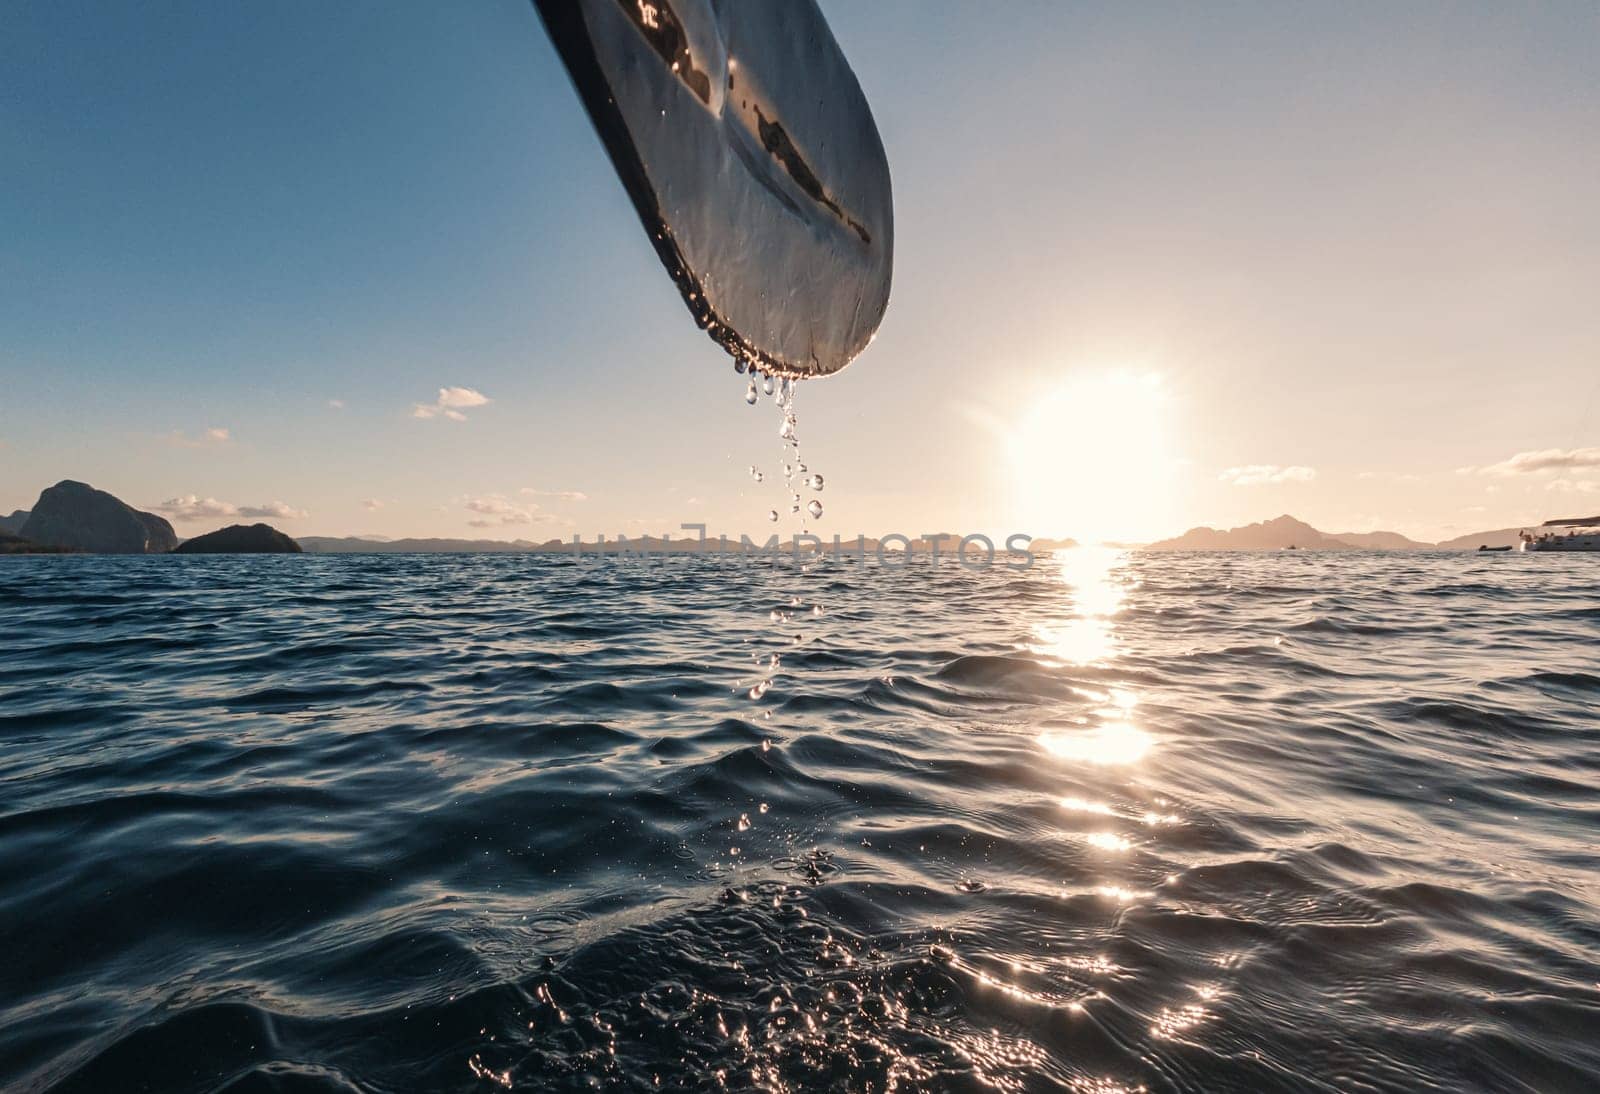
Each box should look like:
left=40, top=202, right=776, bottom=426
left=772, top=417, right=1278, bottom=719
left=1478, top=544, right=1513, bottom=552
left=1520, top=516, right=1600, bottom=552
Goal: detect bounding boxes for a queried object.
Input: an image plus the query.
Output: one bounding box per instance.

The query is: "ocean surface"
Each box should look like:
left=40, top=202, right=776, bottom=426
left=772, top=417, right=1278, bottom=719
left=2, top=550, right=1597, bottom=1093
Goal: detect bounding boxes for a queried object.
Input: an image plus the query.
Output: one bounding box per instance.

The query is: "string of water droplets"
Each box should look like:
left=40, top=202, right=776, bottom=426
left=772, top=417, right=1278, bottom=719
left=735, top=358, right=826, bottom=706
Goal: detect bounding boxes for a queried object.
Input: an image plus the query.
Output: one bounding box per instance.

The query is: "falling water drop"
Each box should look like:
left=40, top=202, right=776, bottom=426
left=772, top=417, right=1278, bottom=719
left=808, top=474, right=825, bottom=491
left=762, top=375, right=776, bottom=397
left=745, top=382, right=758, bottom=405
left=748, top=679, right=771, bottom=700
left=807, top=499, right=823, bottom=519
left=750, top=466, right=763, bottom=482
left=767, top=509, right=779, bottom=522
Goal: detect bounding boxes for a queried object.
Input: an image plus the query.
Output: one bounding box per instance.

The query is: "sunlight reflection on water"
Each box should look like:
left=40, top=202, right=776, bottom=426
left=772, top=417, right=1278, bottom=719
left=1038, top=721, right=1153, bottom=766
left=8, top=552, right=1598, bottom=1091
left=1031, top=546, right=1130, bottom=665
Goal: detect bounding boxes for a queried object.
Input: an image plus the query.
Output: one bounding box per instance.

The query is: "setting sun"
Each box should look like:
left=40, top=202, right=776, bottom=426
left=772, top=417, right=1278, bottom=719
left=1008, top=371, right=1177, bottom=544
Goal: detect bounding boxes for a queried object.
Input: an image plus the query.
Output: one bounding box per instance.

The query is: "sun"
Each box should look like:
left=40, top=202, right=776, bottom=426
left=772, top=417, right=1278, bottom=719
left=1007, top=371, right=1177, bottom=544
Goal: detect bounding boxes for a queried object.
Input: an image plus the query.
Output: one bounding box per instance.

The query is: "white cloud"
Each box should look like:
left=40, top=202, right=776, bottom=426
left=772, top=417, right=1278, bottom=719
left=153, top=495, right=306, bottom=522
left=165, top=427, right=232, bottom=449
left=240, top=501, right=308, bottom=520
left=153, top=495, right=236, bottom=520
left=328, top=399, right=345, bottom=410
left=520, top=487, right=588, bottom=502
left=414, top=386, right=491, bottom=422
left=462, top=493, right=546, bottom=527
left=1219, top=464, right=1317, bottom=487
left=363, top=498, right=384, bottom=510
left=1480, top=447, right=1600, bottom=476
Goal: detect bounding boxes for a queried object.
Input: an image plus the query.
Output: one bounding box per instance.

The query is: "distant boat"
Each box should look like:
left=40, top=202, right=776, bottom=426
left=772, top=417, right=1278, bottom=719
left=1520, top=516, right=1600, bottom=552
left=1477, top=544, right=1512, bottom=552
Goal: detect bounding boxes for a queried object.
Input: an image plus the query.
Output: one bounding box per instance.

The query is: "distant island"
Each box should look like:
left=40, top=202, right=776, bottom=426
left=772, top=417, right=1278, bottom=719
left=302, top=532, right=1059, bottom=557
left=173, top=523, right=302, bottom=554
left=17, top=480, right=178, bottom=554
left=1144, top=514, right=1521, bottom=551
left=299, top=519, right=1522, bottom=554
left=1, top=481, right=300, bottom=555
left=0, top=481, right=1535, bottom=556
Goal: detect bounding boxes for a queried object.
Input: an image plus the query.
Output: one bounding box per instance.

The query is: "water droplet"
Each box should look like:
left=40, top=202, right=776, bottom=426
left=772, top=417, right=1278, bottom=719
left=779, top=418, right=796, bottom=441
left=745, top=382, right=758, bottom=405
left=767, top=509, right=778, bottom=522
left=808, top=474, right=825, bottom=491
left=734, top=358, right=747, bottom=374
left=759, top=802, right=769, bottom=813
left=762, top=375, right=775, bottom=396
left=737, top=813, right=752, bottom=832
left=807, top=500, right=823, bottom=519
left=748, top=679, right=771, bottom=700
left=749, top=465, right=763, bottom=482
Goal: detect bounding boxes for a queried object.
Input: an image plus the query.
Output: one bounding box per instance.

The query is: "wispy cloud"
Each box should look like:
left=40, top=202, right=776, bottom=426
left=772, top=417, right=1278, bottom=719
left=462, top=493, right=549, bottom=527
left=153, top=495, right=307, bottom=522
left=240, top=501, right=308, bottom=519
left=165, top=427, right=232, bottom=449
left=1478, top=446, right=1600, bottom=477
left=520, top=487, right=588, bottom=502
left=1546, top=478, right=1599, bottom=494
left=1219, top=464, right=1317, bottom=487
left=328, top=399, right=345, bottom=410
left=363, top=498, right=384, bottom=510
left=414, top=386, right=490, bottom=422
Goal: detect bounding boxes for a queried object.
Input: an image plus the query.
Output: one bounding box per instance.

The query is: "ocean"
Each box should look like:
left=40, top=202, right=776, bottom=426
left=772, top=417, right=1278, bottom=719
left=2, top=550, right=1597, bottom=1092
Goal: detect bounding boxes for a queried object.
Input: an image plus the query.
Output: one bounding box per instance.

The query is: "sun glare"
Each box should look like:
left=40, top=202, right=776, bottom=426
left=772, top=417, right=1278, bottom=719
left=1008, top=371, right=1176, bottom=544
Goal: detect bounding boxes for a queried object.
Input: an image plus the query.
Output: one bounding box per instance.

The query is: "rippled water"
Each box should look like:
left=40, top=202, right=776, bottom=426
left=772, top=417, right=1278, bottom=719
left=3, top=550, right=1598, bottom=1092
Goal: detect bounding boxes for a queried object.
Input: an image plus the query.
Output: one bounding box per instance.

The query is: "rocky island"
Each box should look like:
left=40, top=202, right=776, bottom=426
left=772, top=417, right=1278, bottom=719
left=19, top=480, right=177, bottom=554
left=173, top=523, right=302, bottom=554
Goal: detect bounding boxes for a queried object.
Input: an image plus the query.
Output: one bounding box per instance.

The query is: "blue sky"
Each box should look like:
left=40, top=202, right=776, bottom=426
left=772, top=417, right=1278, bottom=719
left=4, top=1, right=1598, bottom=542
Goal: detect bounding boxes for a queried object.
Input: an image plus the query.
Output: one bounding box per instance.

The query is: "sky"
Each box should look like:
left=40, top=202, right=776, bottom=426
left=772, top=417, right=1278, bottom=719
left=3, top=0, right=1598, bottom=544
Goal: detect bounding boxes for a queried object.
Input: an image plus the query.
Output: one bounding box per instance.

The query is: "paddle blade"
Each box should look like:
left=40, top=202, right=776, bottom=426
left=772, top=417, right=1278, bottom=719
left=535, top=0, right=893, bottom=377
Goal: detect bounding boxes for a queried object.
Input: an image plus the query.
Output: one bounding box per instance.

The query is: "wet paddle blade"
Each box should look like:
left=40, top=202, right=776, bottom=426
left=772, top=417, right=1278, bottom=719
left=535, top=0, right=893, bottom=377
